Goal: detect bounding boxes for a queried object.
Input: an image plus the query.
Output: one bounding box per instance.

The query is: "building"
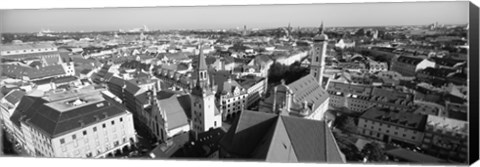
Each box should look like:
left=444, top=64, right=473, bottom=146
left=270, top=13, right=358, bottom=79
left=390, top=56, right=435, bottom=76
left=236, top=75, right=267, bottom=109
left=1, top=43, right=58, bottom=58
left=0, top=89, right=26, bottom=135
left=421, top=115, right=468, bottom=163
left=190, top=46, right=222, bottom=133
left=334, top=39, right=356, bottom=49
left=219, top=110, right=346, bottom=163
left=357, top=107, right=427, bottom=146
left=9, top=88, right=137, bottom=158
left=327, top=81, right=415, bottom=112
left=106, top=75, right=159, bottom=125
left=310, top=23, right=328, bottom=85
left=258, top=25, right=330, bottom=121
left=1, top=62, right=75, bottom=82
left=217, top=78, right=248, bottom=121
left=368, top=60, right=388, bottom=73
left=148, top=91, right=191, bottom=142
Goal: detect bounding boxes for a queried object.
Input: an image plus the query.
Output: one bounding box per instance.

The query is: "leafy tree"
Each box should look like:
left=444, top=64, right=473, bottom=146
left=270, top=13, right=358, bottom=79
left=361, top=142, right=386, bottom=162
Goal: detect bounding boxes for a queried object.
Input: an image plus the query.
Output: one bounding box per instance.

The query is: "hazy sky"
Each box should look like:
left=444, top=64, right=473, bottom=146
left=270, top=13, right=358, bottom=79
left=0, top=1, right=469, bottom=33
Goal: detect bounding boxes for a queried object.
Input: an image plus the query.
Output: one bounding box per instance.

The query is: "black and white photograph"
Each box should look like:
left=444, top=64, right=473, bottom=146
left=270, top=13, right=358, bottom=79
left=0, top=0, right=478, bottom=166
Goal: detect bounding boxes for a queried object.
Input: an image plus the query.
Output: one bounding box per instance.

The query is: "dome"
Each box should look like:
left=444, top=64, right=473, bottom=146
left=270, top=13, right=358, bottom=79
left=314, top=33, right=328, bottom=42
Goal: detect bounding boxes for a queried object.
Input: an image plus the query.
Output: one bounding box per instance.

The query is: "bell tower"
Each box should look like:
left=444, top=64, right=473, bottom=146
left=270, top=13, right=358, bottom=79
left=190, top=44, right=221, bottom=133
left=310, top=22, right=328, bottom=86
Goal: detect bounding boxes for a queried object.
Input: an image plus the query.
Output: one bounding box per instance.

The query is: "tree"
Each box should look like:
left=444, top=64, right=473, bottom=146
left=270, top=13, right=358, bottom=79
left=361, top=142, right=386, bottom=162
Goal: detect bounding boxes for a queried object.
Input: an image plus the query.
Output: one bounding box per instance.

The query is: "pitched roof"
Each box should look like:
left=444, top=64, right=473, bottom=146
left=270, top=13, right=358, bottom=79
left=198, top=48, right=208, bottom=70
left=10, top=90, right=128, bottom=137
left=360, top=107, right=427, bottom=131
left=287, top=74, right=330, bottom=112
left=157, top=95, right=190, bottom=129
left=3, top=89, right=26, bottom=105
left=396, top=56, right=424, bottom=65
left=1, top=64, right=66, bottom=80
left=219, top=110, right=345, bottom=162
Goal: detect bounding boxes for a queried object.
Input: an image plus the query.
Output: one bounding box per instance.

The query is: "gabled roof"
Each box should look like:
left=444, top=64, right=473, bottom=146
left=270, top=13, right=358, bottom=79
left=156, top=94, right=190, bottom=129
left=287, top=74, right=329, bottom=112
left=219, top=110, right=345, bottom=162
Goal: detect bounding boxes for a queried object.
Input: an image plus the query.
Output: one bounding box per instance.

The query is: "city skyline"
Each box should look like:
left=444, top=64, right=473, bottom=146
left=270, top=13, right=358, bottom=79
left=0, top=1, right=469, bottom=33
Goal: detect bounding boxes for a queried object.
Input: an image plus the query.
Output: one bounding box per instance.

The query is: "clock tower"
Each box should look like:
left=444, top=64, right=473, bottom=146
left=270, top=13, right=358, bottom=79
left=310, top=22, right=328, bottom=87
left=191, top=45, right=222, bottom=133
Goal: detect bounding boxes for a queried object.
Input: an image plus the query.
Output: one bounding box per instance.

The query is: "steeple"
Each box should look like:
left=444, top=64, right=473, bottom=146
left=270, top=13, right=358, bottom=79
left=198, top=44, right=208, bottom=71
left=319, top=21, right=324, bottom=34
left=192, top=43, right=212, bottom=96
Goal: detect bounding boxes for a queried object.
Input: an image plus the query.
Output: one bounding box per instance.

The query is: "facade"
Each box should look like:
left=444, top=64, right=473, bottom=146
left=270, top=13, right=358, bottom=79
left=190, top=47, right=222, bottom=133
left=9, top=88, right=136, bottom=158
left=390, top=56, right=435, bottom=76
left=0, top=90, right=26, bottom=135
left=327, top=81, right=415, bottom=112
left=357, top=107, right=427, bottom=146
left=310, top=23, right=328, bottom=85
left=368, top=60, right=388, bottom=73
left=236, top=75, right=267, bottom=108
left=219, top=110, right=346, bottom=163
left=217, top=78, right=248, bottom=120
left=421, top=115, right=468, bottom=163
left=106, top=74, right=160, bottom=125
left=149, top=91, right=191, bottom=142
left=0, top=43, right=58, bottom=57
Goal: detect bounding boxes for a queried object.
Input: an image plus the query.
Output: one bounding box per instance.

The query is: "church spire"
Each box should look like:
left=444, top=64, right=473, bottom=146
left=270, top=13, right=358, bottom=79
left=319, top=21, right=324, bottom=34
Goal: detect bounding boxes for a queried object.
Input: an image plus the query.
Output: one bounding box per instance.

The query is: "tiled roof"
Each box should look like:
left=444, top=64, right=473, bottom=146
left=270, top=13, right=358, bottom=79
left=396, top=56, right=424, bottom=65
left=156, top=94, right=190, bottom=129
left=107, top=76, right=141, bottom=95
left=287, top=74, right=329, bottom=112
left=385, top=148, right=447, bottom=163
left=1, top=64, right=66, bottom=80
left=219, top=110, right=344, bottom=162
left=3, top=89, right=26, bottom=105
left=10, top=91, right=128, bottom=137
left=1, top=43, right=56, bottom=51
left=360, top=107, right=427, bottom=131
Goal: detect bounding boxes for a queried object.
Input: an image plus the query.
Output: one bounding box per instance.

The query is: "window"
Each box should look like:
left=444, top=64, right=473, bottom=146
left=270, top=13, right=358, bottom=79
left=83, top=131, right=87, bottom=136
left=120, top=117, right=123, bottom=122
left=60, top=138, right=65, bottom=144
left=214, top=121, right=217, bottom=127
left=72, top=134, right=77, bottom=140
left=111, top=120, right=115, bottom=125
left=102, top=124, right=106, bottom=128
left=93, top=127, right=97, bottom=132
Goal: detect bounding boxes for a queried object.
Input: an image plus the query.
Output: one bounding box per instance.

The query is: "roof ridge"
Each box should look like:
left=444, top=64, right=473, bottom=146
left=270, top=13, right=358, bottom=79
left=280, top=116, right=300, bottom=160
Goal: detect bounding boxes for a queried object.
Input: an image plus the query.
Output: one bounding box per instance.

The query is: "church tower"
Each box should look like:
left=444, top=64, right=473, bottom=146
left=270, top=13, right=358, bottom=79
left=310, top=22, right=328, bottom=87
left=190, top=45, right=222, bottom=133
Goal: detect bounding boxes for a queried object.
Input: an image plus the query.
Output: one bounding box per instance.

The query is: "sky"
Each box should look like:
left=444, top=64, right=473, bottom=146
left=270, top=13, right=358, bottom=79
left=0, top=1, right=469, bottom=33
